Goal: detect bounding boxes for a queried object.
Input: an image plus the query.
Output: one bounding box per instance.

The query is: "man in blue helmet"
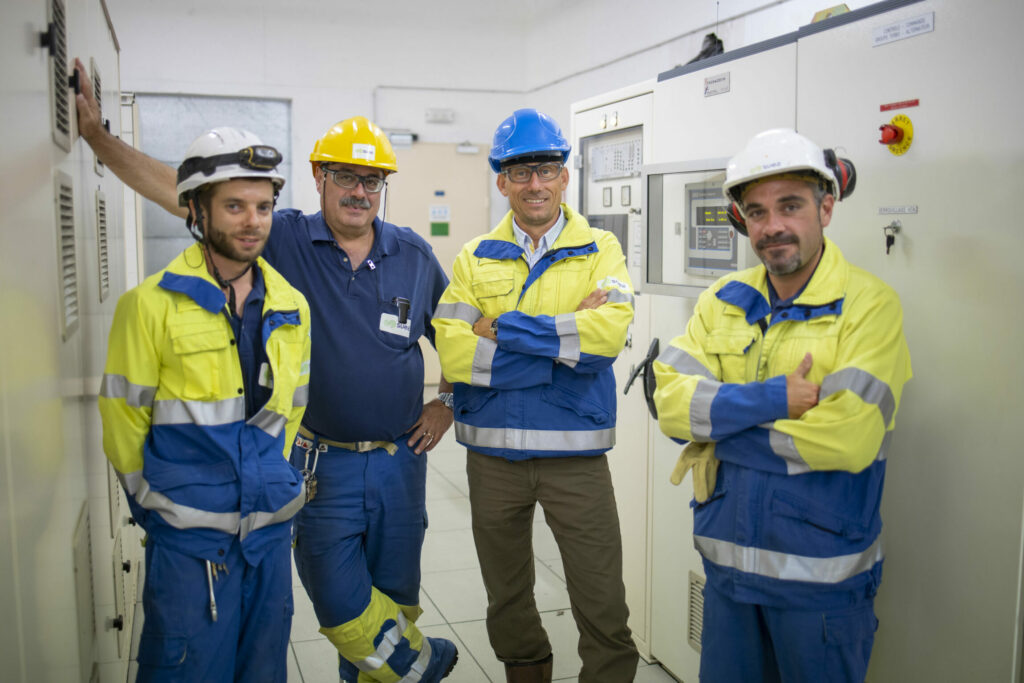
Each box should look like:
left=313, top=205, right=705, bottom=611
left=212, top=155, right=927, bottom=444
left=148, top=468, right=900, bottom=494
left=432, top=109, right=640, bottom=682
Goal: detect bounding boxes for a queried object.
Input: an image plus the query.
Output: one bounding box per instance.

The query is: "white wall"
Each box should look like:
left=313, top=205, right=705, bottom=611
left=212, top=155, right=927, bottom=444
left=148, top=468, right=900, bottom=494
left=103, top=0, right=871, bottom=217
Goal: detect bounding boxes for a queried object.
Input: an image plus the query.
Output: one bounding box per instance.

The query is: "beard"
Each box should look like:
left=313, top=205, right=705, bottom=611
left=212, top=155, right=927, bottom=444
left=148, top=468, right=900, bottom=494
left=756, top=234, right=803, bottom=275
left=204, top=222, right=266, bottom=264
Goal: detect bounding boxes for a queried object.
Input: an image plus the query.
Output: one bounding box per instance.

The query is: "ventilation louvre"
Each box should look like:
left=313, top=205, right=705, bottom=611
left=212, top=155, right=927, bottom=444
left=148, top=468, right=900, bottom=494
left=91, top=58, right=104, bottom=175
left=688, top=570, right=705, bottom=653
left=55, top=171, right=79, bottom=341
left=46, top=0, right=70, bottom=152
left=95, top=190, right=109, bottom=301
left=72, top=503, right=95, bottom=683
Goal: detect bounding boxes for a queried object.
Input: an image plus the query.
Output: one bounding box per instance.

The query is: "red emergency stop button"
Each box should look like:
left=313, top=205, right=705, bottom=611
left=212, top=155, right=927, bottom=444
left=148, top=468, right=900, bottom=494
left=879, top=124, right=904, bottom=145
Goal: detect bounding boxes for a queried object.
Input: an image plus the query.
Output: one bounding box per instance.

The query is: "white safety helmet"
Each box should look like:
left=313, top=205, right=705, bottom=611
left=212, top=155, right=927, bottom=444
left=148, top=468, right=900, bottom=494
left=722, top=128, right=855, bottom=212
left=176, top=127, right=286, bottom=207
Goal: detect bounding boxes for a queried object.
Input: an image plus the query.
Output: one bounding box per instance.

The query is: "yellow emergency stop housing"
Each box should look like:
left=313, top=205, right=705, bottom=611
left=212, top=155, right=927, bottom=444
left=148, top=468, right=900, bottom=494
left=886, top=114, right=914, bottom=156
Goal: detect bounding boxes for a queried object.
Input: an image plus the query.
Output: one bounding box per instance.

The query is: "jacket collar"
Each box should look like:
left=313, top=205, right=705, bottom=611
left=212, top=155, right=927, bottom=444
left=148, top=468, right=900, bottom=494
left=716, top=238, right=849, bottom=324
left=159, top=243, right=302, bottom=314
left=498, top=204, right=593, bottom=247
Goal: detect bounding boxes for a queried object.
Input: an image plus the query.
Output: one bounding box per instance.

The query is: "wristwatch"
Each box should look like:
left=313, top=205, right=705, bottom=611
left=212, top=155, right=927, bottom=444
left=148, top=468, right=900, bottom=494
left=436, top=392, right=454, bottom=410
left=489, top=318, right=498, bottom=336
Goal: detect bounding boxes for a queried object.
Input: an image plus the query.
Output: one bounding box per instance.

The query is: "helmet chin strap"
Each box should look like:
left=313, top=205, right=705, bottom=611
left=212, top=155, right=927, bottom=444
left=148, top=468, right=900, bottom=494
left=190, top=196, right=254, bottom=315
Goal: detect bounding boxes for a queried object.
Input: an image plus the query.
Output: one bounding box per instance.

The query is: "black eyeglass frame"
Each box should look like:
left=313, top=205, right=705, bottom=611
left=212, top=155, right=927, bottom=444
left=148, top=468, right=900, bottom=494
left=322, top=167, right=388, bottom=194
left=500, top=161, right=565, bottom=184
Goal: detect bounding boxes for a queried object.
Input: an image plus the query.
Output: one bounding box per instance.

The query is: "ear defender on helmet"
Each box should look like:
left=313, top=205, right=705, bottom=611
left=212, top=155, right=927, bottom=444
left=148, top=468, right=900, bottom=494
left=823, top=148, right=857, bottom=200
left=727, top=202, right=749, bottom=236
left=726, top=147, right=858, bottom=238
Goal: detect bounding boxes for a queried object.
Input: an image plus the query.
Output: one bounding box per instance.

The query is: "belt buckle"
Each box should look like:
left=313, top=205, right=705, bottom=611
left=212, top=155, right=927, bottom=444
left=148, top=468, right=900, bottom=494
left=355, top=441, right=374, bottom=452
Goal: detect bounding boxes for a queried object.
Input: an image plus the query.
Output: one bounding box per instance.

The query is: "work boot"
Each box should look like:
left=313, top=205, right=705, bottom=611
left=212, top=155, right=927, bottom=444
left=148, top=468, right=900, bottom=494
left=504, top=653, right=553, bottom=683
left=422, top=637, right=459, bottom=682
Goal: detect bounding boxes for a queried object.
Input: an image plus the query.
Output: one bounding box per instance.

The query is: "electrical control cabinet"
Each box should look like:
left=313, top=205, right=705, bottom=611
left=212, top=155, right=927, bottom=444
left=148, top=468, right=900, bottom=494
left=570, top=83, right=656, bottom=659
left=0, top=1, right=138, bottom=681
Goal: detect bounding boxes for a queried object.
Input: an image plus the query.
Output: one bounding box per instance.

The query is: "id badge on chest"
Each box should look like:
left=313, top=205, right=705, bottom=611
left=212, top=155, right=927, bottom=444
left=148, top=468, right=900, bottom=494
left=379, top=312, right=411, bottom=338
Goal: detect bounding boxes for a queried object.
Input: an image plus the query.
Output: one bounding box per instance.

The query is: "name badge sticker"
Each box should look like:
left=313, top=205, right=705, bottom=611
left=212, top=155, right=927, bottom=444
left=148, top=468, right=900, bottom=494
left=379, top=312, right=411, bottom=338
left=352, top=143, right=376, bottom=161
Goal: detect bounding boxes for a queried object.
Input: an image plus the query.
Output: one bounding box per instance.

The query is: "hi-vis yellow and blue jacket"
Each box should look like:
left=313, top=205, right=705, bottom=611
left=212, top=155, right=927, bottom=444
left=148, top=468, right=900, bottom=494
left=653, top=239, right=911, bottom=609
left=99, top=244, right=312, bottom=566
left=433, top=205, right=634, bottom=461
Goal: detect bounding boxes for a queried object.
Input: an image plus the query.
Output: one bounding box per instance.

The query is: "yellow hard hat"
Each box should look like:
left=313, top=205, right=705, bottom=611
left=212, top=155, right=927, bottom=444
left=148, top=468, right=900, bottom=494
left=309, top=116, right=398, bottom=174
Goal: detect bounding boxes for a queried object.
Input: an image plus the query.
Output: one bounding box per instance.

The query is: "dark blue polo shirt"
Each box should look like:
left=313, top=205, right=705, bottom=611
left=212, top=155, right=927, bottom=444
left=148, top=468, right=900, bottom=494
left=262, top=209, right=449, bottom=442
left=225, top=265, right=270, bottom=420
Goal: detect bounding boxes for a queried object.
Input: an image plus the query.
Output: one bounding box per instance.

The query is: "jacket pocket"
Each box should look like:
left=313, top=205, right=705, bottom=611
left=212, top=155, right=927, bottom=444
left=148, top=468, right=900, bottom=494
left=473, top=277, right=514, bottom=299
left=169, top=323, right=230, bottom=400
left=770, top=489, right=868, bottom=540
left=456, top=387, right=498, bottom=418
left=540, top=384, right=611, bottom=426
left=138, top=633, right=188, bottom=670
left=705, top=333, right=753, bottom=382
left=144, top=455, right=238, bottom=493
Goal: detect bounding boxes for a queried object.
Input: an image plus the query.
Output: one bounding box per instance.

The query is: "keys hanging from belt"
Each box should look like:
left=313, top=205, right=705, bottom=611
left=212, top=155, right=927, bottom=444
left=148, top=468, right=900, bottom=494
left=296, top=435, right=327, bottom=503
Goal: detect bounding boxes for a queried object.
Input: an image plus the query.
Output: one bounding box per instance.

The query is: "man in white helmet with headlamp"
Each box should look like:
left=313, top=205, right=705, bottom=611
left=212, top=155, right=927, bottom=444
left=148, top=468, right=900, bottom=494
left=75, top=56, right=458, bottom=682
left=653, top=129, right=912, bottom=681
left=98, top=127, right=312, bottom=681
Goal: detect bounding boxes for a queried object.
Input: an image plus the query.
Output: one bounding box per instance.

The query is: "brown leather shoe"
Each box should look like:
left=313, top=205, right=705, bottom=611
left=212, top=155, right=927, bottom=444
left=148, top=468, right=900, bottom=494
left=504, top=653, right=553, bottom=683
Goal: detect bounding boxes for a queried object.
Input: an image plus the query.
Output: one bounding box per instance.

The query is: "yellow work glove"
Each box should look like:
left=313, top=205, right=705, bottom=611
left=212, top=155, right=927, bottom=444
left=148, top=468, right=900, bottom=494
left=669, top=441, right=719, bottom=503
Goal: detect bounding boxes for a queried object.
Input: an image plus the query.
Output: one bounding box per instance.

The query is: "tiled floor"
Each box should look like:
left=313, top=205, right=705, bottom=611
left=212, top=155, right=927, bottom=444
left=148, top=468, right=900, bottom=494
left=286, top=428, right=679, bottom=682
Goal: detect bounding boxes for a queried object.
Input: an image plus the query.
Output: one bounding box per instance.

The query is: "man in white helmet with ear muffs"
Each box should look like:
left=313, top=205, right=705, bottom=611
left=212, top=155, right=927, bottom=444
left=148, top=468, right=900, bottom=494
left=98, top=127, right=312, bottom=681
left=653, top=129, right=912, bottom=681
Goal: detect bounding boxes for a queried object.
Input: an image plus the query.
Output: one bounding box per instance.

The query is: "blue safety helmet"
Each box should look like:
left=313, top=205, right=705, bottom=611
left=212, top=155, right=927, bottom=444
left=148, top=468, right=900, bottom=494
left=488, top=108, right=571, bottom=173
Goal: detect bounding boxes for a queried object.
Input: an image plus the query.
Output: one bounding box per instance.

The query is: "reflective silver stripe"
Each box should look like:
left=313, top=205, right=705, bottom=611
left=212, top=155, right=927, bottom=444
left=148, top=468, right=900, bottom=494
left=248, top=407, right=287, bottom=438
left=555, top=313, right=581, bottom=365
left=406, top=637, right=431, bottom=681
left=351, top=616, right=402, bottom=671
left=658, top=346, right=716, bottom=380
left=239, top=489, right=305, bottom=540
left=471, top=339, right=496, bottom=386
left=659, top=345, right=720, bottom=439
left=689, top=380, right=719, bottom=440
left=768, top=428, right=808, bottom=474
left=767, top=422, right=895, bottom=475
left=293, top=383, right=309, bottom=407
left=119, top=470, right=240, bottom=533
left=605, top=289, right=634, bottom=306
left=876, top=430, right=892, bottom=462
left=351, top=611, right=430, bottom=681
left=153, top=396, right=245, bottom=426
left=821, top=367, right=896, bottom=425
left=119, top=470, right=303, bottom=537
left=100, top=374, right=156, bottom=408
left=434, top=301, right=481, bottom=325
left=456, top=422, right=614, bottom=452
left=694, top=534, right=884, bottom=584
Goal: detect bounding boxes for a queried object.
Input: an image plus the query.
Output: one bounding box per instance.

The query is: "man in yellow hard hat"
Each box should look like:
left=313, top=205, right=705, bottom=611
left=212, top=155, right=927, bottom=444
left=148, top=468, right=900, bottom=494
left=74, top=58, right=458, bottom=682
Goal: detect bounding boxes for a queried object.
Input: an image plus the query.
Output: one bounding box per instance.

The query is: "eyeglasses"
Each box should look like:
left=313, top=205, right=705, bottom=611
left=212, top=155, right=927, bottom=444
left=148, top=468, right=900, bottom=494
left=322, top=168, right=387, bottom=193
left=501, top=162, right=564, bottom=184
